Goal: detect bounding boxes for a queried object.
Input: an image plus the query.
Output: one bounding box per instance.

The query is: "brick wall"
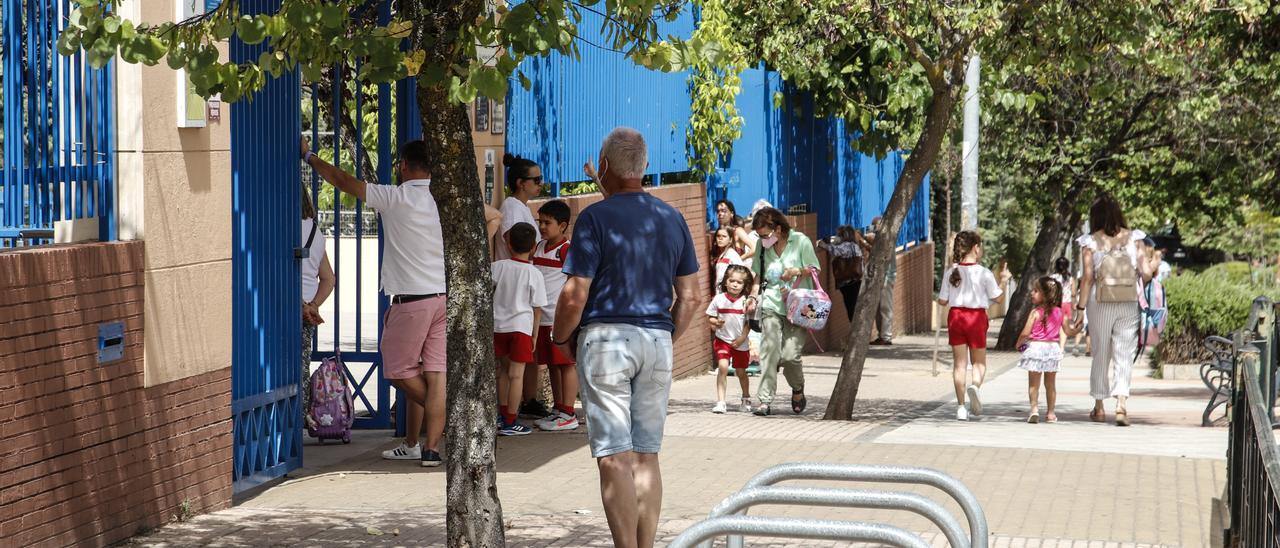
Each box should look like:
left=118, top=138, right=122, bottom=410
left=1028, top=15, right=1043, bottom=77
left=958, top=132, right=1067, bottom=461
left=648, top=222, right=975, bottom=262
left=527, top=183, right=712, bottom=380
left=0, top=242, right=232, bottom=547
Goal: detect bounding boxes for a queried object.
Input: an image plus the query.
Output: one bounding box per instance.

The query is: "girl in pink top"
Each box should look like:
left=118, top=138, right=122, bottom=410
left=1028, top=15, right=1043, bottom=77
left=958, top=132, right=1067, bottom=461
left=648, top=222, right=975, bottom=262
left=1016, top=276, right=1082, bottom=424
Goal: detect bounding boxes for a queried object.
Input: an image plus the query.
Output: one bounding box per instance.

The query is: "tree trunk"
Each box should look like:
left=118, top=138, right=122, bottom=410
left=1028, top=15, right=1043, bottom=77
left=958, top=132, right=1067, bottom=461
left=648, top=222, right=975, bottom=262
left=407, top=2, right=506, bottom=547
left=825, top=84, right=960, bottom=420
left=994, top=180, right=1087, bottom=350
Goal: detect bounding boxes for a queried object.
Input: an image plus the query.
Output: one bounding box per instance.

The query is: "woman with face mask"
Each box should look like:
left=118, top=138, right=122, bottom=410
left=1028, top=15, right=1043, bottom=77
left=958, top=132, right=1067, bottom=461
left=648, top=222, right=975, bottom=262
left=747, top=207, right=821, bottom=416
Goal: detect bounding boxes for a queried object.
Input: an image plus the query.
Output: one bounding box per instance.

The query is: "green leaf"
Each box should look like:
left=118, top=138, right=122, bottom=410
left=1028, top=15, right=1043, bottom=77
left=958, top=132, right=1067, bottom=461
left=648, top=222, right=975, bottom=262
left=103, top=16, right=120, bottom=34
left=471, top=65, right=507, bottom=100
left=518, top=71, right=532, bottom=91
left=56, top=31, right=81, bottom=56
left=237, top=16, right=268, bottom=45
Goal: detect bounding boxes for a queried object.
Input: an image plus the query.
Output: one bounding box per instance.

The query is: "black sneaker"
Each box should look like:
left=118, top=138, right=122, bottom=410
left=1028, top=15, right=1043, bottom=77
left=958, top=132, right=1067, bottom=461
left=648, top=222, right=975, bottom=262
left=519, top=399, right=551, bottom=419
left=421, top=449, right=443, bottom=467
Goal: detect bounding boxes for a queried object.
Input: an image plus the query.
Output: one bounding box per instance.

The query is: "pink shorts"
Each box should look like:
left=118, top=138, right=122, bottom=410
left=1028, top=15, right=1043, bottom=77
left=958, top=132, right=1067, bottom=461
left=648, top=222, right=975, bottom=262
left=381, top=295, right=447, bottom=379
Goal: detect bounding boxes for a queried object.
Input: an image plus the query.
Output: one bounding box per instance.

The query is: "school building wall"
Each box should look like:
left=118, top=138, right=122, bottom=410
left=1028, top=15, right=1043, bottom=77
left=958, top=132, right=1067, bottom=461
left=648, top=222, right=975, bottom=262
left=0, top=1, right=236, bottom=545
left=525, top=183, right=713, bottom=380
left=0, top=243, right=232, bottom=547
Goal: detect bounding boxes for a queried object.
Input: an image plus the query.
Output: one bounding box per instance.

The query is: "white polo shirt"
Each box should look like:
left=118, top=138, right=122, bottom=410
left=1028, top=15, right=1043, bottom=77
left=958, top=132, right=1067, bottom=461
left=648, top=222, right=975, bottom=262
left=495, top=196, right=539, bottom=260
left=705, top=293, right=749, bottom=350
left=532, top=238, right=570, bottom=326
left=937, top=263, right=1002, bottom=309
left=491, top=258, right=547, bottom=335
left=363, top=179, right=446, bottom=295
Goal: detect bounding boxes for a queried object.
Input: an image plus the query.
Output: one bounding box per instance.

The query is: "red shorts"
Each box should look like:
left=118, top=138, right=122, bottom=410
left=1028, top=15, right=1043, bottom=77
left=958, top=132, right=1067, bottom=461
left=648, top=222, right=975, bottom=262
left=534, top=325, right=575, bottom=366
left=494, top=331, right=535, bottom=363
left=947, top=307, right=990, bottom=349
left=713, top=338, right=750, bottom=369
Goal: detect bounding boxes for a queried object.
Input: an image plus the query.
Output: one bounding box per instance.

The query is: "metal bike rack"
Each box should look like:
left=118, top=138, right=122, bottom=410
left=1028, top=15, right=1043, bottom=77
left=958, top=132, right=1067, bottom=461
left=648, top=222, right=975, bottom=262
left=669, top=515, right=931, bottom=548
left=698, top=486, right=968, bottom=548
left=697, top=462, right=988, bottom=548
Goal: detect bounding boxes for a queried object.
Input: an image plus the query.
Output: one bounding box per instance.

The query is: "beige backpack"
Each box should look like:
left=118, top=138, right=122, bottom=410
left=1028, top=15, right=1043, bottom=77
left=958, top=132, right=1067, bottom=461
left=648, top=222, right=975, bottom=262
left=1094, top=230, right=1138, bottom=302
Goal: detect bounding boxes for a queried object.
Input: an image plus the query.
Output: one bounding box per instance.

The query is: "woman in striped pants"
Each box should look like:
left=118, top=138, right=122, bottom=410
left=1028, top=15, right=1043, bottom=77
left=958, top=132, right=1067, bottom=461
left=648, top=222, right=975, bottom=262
left=1071, top=195, right=1156, bottom=426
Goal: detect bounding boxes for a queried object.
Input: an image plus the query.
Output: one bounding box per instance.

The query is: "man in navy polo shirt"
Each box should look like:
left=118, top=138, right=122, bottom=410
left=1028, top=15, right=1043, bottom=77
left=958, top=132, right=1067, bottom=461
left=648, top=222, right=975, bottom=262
left=552, top=127, right=702, bottom=548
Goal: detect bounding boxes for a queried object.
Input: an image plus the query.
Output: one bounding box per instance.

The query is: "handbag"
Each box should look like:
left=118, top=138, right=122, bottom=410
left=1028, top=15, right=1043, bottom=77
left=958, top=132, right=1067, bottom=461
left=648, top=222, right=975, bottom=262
left=785, top=267, right=832, bottom=331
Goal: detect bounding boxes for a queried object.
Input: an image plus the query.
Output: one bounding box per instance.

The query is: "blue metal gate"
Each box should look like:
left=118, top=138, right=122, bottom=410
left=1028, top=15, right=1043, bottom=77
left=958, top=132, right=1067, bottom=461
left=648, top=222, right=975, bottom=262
left=230, top=0, right=303, bottom=493
left=1, top=0, right=115, bottom=247
left=302, top=0, right=418, bottom=432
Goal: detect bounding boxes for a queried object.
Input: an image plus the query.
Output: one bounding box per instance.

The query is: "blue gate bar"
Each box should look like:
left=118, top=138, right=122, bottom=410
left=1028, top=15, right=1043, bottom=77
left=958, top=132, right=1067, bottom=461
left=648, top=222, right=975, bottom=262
left=1, top=0, right=114, bottom=247
left=230, top=0, right=303, bottom=493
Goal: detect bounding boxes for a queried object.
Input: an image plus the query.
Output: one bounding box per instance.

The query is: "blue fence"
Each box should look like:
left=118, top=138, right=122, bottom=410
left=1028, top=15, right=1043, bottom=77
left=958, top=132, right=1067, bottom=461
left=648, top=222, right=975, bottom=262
left=505, top=7, right=695, bottom=194
left=1, top=0, right=115, bottom=247
left=705, top=69, right=929, bottom=245
left=230, top=0, right=303, bottom=493
left=505, top=10, right=929, bottom=245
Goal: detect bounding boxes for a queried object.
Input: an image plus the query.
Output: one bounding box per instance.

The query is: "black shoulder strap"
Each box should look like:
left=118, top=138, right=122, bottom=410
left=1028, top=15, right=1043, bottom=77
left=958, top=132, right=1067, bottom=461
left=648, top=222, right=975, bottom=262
left=304, top=219, right=319, bottom=250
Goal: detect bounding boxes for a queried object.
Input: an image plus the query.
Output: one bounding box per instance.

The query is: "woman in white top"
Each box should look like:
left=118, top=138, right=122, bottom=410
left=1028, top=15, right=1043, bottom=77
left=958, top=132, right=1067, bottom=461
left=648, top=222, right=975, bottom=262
left=300, top=186, right=335, bottom=414
left=714, top=199, right=756, bottom=261
left=495, top=153, right=542, bottom=260
left=1071, top=195, right=1156, bottom=427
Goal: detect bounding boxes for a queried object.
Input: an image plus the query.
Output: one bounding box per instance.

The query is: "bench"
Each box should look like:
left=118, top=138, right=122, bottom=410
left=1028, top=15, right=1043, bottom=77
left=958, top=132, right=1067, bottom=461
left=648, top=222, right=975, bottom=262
left=1201, top=335, right=1235, bottom=427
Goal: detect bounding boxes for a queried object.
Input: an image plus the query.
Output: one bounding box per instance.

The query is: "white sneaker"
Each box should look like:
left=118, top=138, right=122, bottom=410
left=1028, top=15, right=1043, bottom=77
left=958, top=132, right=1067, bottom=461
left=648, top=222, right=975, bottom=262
left=536, top=411, right=580, bottom=431
left=712, top=401, right=727, bottom=414
left=966, top=385, right=982, bottom=416
left=956, top=406, right=969, bottom=421
left=740, top=398, right=753, bottom=413
left=381, top=442, right=421, bottom=460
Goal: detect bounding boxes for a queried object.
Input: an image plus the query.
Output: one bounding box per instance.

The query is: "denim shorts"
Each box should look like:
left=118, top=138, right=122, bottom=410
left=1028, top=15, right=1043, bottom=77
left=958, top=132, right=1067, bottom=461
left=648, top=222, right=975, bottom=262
left=575, top=323, right=674, bottom=458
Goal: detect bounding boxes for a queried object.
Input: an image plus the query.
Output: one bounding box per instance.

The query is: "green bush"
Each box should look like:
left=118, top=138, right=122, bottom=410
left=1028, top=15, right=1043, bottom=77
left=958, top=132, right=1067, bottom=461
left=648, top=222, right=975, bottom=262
left=1156, top=269, right=1279, bottom=364
left=1202, top=261, right=1279, bottom=288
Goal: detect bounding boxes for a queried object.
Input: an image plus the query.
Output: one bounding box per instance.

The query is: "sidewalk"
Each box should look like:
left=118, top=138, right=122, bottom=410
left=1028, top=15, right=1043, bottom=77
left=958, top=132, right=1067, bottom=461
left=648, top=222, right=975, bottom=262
left=128, top=328, right=1224, bottom=547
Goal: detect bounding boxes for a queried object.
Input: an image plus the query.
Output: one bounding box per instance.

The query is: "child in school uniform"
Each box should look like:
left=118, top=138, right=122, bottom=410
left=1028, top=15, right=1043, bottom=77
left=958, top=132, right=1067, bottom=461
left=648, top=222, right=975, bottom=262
left=706, top=265, right=755, bottom=413
left=937, top=230, right=1010, bottom=421
left=531, top=200, right=580, bottom=431
left=492, top=222, right=548, bottom=436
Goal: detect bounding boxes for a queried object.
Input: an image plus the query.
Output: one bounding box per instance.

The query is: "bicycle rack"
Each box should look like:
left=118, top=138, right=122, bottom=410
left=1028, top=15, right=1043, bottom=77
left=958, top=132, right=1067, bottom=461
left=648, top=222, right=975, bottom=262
left=681, top=462, right=988, bottom=548
left=669, top=516, right=930, bottom=548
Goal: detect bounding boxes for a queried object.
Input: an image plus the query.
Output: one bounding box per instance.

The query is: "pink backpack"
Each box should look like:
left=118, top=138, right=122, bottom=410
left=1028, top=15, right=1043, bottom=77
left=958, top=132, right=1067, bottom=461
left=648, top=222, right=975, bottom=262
left=306, top=355, right=354, bottom=444
left=785, top=267, right=832, bottom=331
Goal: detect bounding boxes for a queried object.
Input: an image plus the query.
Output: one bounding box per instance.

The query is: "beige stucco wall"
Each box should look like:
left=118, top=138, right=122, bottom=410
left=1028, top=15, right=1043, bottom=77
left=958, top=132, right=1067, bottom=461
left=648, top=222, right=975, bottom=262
left=117, top=1, right=233, bottom=387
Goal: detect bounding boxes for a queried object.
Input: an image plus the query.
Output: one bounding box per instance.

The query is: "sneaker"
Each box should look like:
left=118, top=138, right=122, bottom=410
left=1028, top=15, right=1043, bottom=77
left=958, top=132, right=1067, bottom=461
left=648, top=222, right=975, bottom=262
left=956, top=406, right=969, bottom=421
left=519, top=400, right=551, bottom=419
left=870, top=338, right=892, bottom=346
left=712, top=401, right=727, bottom=414
left=740, top=398, right=752, bottom=413
left=421, top=449, right=442, bottom=467
left=966, top=385, right=982, bottom=416
left=499, top=421, right=533, bottom=436
left=752, top=403, right=772, bottom=416
left=382, top=442, right=421, bottom=460
left=536, top=411, right=580, bottom=431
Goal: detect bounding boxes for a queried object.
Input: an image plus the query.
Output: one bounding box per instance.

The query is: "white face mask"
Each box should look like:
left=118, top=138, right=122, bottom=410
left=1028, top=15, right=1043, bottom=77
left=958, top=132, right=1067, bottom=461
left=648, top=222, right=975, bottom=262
left=761, top=234, right=779, bottom=248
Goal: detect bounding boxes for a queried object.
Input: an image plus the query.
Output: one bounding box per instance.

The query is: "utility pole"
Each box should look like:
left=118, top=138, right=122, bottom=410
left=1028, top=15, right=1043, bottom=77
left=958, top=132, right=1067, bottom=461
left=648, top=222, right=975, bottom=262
left=960, top=55, right=980, bottom=230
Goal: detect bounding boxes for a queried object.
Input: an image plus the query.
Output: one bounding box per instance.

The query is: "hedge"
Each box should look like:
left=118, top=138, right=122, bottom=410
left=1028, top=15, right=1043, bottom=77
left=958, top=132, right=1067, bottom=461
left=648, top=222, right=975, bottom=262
left=1155, top=268, right=1280, bottom=365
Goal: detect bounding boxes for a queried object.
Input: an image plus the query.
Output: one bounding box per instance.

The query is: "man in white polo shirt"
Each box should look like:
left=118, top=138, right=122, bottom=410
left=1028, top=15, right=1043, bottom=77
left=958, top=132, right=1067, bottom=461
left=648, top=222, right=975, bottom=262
left=300, top=138, right=447, bottom=467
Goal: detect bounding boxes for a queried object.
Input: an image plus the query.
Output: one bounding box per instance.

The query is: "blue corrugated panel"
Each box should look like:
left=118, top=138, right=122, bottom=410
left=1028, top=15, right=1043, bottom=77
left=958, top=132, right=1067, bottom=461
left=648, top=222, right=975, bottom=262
left=505, top=4, right=695, bottom=194
left=230, top=0, right=302, bottom=494
left=714, top=69, right=930, bottom=244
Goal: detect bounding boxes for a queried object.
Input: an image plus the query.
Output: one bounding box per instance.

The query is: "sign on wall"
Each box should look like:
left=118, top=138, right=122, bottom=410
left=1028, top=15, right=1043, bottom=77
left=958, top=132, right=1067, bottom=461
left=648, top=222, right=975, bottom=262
left=176, top=0, right=208, bottom=128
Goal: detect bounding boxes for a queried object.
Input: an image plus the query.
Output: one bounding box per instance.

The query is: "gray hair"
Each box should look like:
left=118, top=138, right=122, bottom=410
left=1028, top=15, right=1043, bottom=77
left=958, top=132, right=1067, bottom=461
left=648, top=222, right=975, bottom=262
left=600, top=127, right=648, bottom=180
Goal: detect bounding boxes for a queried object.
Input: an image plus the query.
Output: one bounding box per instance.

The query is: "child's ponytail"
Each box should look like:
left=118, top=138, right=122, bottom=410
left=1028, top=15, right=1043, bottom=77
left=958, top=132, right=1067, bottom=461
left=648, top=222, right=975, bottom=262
left=950, top=231, right=982, bottom=287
